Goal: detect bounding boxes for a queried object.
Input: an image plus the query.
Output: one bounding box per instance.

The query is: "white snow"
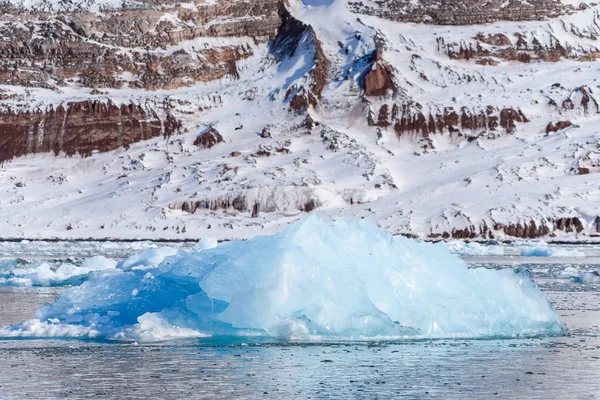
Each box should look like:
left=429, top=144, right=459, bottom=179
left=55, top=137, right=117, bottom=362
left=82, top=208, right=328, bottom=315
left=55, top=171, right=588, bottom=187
left=0, top=0, right=599, bottom=241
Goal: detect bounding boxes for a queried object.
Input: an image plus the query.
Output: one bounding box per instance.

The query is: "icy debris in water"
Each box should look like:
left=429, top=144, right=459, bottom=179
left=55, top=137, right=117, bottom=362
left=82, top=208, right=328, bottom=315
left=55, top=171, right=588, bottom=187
left=576, top=271, right=600, bottom=284
left=195, top=238, right=218, bottom=251
left=119, top=247, right=179, bottom=271
left=445, top=240, right=587, bottom=258
left=0, top=216, right=565, bottom=342
left=0, top=256, right=117, bottom=287
left=516, top=243, right=585, bottom=257
left=111, top=313, right=209, bottom=342
left=444, top=241, right=505, bottom=256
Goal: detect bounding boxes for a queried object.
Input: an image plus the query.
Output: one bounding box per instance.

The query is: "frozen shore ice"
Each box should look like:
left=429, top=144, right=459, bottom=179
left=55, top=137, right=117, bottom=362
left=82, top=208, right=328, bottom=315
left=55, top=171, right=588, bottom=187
left=0, top=216, right=566, bottom=341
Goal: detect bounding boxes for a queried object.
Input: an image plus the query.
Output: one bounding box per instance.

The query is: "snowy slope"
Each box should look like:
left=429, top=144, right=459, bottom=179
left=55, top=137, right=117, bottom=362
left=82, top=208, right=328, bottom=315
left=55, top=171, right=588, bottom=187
left=0, top=0, right=600, bottom=240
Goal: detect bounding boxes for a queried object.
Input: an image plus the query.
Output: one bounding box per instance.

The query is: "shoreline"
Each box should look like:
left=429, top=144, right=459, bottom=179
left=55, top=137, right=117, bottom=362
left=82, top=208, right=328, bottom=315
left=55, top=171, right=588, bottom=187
left=0, top=237, right=599, bottom=245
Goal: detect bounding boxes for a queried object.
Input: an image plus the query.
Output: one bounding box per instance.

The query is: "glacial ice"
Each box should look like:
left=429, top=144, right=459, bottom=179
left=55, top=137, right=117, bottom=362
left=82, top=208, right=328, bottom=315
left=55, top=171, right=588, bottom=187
left=0, top=216, right=566, bottom=341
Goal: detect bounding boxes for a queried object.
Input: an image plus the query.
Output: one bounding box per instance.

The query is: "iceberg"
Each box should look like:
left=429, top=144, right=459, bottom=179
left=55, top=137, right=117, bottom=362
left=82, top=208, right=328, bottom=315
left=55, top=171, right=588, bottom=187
left=0, top=216, right=565, bottom=341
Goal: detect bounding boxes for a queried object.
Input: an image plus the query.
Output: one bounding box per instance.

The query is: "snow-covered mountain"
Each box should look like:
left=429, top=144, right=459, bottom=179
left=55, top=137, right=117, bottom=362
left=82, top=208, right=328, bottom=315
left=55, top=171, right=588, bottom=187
left=0, top=0, right=599, bottom=240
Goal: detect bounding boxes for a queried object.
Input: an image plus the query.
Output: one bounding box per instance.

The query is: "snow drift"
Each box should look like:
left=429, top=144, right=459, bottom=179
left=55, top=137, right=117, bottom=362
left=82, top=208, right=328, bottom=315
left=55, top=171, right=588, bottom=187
left=0, top=216, right=565, bottom=341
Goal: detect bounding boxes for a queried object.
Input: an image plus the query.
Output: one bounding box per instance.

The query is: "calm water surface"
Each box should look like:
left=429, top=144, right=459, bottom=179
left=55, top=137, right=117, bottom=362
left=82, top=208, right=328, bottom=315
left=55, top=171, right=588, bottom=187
left=0, top=244, right=598, bottom=399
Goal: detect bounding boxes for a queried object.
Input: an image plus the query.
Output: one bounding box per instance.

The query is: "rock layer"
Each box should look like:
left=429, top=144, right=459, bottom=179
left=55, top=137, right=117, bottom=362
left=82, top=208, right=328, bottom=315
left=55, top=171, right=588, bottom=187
left=371, top=103, right=528, bottom=136
left=0, top=100, right=179, bottom=163
left=350, top=0, right=573, bottom=25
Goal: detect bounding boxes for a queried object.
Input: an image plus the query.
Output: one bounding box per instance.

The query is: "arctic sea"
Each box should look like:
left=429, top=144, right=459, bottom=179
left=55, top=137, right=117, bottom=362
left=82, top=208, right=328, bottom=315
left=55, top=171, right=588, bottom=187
left=0, top=240, right=598, bottom=399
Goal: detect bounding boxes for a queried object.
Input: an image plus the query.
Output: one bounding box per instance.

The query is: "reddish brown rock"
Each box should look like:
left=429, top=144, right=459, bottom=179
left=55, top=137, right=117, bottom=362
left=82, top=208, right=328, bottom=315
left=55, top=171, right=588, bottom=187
left=0, top=0, right=280, bottom=91
left=500, top=220, right=551, bottom=238
left=499, top=108, right=526, bottom=134
left=387, top=103, right=527, bottom=136
left=578, top=167, right=591, bottom=175
left=271, top=3, right=329, bottom=102
left=451, top=226, right=477, bottom=239
left=364, top=50, right=397, bottom=97
left=376, top=104, right=391, bottom=127
left=289, top=88, right=318, bottom=114
left=562, top=86, right=600, bottom=113
left=261, top=128, right=271, bottom=138
left=546, top=120, right=572, bottom=133
left=194, top=127, right=224, bottom=149
left=553, top=217, right=584, bottom=233
left=0, top=100, right=179, bottom=163
left=349, top=0, right=567, bottom=25
left=440, top=32, right=580, bottom=64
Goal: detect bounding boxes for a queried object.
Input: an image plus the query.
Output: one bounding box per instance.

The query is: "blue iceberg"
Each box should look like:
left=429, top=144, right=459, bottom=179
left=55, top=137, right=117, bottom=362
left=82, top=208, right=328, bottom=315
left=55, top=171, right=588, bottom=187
left=0, top=216, right=565, bottom=341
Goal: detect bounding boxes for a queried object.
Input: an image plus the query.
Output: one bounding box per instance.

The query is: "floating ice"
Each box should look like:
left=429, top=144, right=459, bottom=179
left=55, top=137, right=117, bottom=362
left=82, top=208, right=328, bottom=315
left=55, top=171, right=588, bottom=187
left=444, top=241, right=505, bottom=256
left=515, top=243, right=586, bottom=258
left=445, top=240, right=587, bottom=258
left=0, top=256, right=117, bottom=287
left=575, top=271, right=600, bottom=284
left=0, top=216, right=565, bottom=341
left=521, top=246, right=585, bottom=258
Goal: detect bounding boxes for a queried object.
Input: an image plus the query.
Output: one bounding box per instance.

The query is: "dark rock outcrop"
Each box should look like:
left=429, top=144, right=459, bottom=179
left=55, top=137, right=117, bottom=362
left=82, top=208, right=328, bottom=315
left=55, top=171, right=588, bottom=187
left=0, top=0, right=280, bottom=90
left=497, top=217, right=584, bottom=238
left=364, top=50, right=398, bottom=97
left=0, top=100, right=179, bottom=163
left=546, top=120, right=572, bottom=133
left=194, top=127, right=224, bottom=149
left=372, top=103, right=527, bottom=136
left=271, top=2, right=329, bottom=112
left=350, top=0, right=569, bottom=25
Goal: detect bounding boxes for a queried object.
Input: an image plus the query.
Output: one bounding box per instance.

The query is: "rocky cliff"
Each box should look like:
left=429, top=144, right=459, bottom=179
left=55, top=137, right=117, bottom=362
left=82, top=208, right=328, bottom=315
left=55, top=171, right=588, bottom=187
left=0, top=0, right=599, bottom=241
left=349, top=0, right=584, bottom=25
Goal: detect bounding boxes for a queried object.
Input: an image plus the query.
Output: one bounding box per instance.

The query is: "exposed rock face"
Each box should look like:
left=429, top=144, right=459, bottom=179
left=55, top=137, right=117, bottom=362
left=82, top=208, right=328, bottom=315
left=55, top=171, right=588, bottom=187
left=430, top=216, right=587, bottom=239
left=271, top=3, right=329, bottom=112
left=194, top=127, right=224, bottom=149
left=364, top=50, right=398, bottom=97
left=441, top=36, right=573, bottom=63
left=561, top=86, right=600, bottom=113
left=0, top=0, right=280, bottom=161
left=498, top=217, right=584, bottom=238
left=261, top=128, right=271, bottom=138
left=441, top=34, right=600, bottom=64
left=170, top=186, right=321, bottom=215
left=546, top=120, right=572, bottom=133
left=0, top=100, right=179, bottom=163
left=372, top=103, right=527, bottom=136
left=349, top=0, right=570, bottom=25
left=0, top=0, right=280, bottom=90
